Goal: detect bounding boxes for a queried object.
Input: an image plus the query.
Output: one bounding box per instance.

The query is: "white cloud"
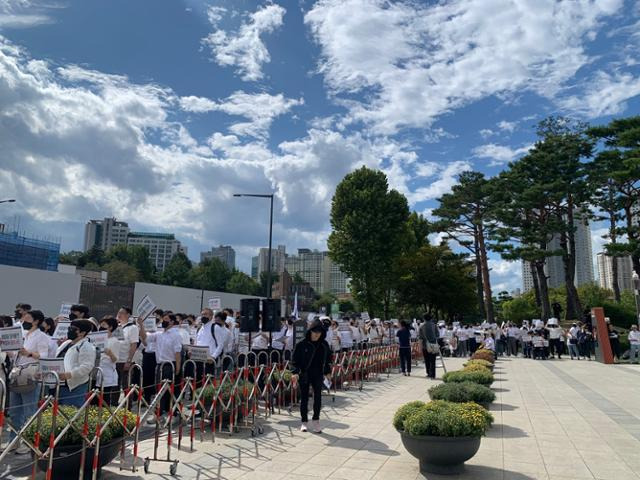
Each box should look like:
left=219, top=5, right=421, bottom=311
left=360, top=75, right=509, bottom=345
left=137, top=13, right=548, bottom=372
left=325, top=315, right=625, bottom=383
left=558, top=71, right=640, bottom=118
left=497, top=120, right=518, bottom=132
left=180, top=91, right=303, bottom=139
left=472, top=143, right=532, bottom=166
left=202, top=4, right=286, bottom=81
left=479, top=129, right=495, bottom=139
left=305, top=0, right=624, bottom=134
left=0, top=0, right=54, bottom=28
left=408, top=161, right=472, bottom=204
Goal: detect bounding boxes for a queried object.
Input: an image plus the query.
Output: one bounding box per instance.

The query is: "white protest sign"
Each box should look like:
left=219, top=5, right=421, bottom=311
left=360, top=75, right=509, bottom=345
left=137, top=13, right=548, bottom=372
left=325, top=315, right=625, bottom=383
left=143, top=316, right=157, bottom=333
left=0, top=326, right=24, bottom=351
left=59, top=303, right=73, bottom=318
left=187, top=345, right=210, bottom=362
left=136, top=295, right=156, bottom=320
left=361, top=312, right=370, bottom=322
left=40, top=358, right=66, bottom=387
left=88, top=330, right=108, bottom=351
left=113, top=326, right=125, bottom=341
left=189, top=327, right=198, bottom=344
left=208, top=298, right=221, bottom=310
left=53, top=321, right=71, bottom=340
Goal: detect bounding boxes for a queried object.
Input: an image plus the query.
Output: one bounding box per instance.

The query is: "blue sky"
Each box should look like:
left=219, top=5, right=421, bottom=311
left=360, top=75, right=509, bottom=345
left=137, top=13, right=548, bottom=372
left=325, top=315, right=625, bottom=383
left=0, top=0, right=639, bottom=293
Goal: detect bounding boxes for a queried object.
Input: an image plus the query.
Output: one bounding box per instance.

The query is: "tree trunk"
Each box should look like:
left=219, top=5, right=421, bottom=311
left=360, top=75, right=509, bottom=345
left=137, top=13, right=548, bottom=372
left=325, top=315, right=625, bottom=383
left=473, top=230, right=486, bottom=317
left=535, top=259, right=552, bottom=321
left=566, top=207, right=583, bottom=318
left=558, top=208, right=581, bottom=321
left=529, top=261, right=541, bottom=308
left=476, top=224, right=495, bottom=322
left=608, top=208, right=621, bottom=303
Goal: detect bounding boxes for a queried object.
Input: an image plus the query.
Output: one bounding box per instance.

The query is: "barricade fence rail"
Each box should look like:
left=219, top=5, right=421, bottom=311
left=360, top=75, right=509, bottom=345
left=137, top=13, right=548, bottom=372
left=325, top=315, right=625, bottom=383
left=0, top=340, right=419, bottom=478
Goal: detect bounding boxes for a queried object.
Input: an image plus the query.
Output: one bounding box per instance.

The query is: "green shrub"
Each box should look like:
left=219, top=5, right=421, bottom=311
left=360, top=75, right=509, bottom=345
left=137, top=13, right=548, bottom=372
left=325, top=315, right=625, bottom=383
left=392, top=401, right=426, bottom=431
left=197, top=379, right=254, bottom=404
left=272, top=369, right=293, bottom=383
left=428, top=382, right=496, bottom=404
left=443, top=369, right=494, bottom=386
left=463, top=363, right=491, bottom=374
left=24, top=406, right=137, bottom=447
left=464, top=359, right=493, bottom=369
left=398, top=400, right=493, bottom=437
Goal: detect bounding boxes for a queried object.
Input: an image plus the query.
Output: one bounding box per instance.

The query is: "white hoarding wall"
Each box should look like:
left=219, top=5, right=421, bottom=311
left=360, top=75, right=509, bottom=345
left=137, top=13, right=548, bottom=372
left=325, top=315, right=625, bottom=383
left=133, top=282, right=263, bottom=315
left=0, top=264, right=81, bottom=318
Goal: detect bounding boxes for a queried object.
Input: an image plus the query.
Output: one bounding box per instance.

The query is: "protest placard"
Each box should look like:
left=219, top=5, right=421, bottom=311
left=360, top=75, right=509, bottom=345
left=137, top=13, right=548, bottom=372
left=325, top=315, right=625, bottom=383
left=0, top=325, right=24, bottom=351
left=40, top=358, right=66, bottom=387
left=208, top=298, right=221, bottom=310
left=186, top=345, right=210, bottom=362
left=59, top=303, right=73, bottom=318
left=361, top=312, right=370, bottom=322
left=143, top=316, right=157, bottom=332
left=53, top=321, right=71, bottom=340
left=88, top=330, right=108, bottom=350
left=136, top=295, right=156, bottom=320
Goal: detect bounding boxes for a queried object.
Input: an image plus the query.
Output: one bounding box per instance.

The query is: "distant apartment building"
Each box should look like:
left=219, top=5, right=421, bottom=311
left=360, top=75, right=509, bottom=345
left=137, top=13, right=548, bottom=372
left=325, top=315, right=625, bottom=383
left=257, top=245, right=287, bottom=278
left=201, top=245, right=236, bottom=270
left=251, top=256, right=259, bottom=280
left=84, top=217, right=129, bottom=252
left=126, top=232, right=184, bottom=272
left=0, top=230, right=60, bottom=271
left=597, top=252, right=634, bottom=292
left=284, top=248, right=349, bottom=295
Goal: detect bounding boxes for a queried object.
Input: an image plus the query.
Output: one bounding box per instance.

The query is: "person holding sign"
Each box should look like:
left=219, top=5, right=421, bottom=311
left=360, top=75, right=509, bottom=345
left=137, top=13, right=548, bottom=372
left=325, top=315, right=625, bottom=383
left=138, top=312, right=183, bottom=422
left=10, top=310, right=49, bottom=454
left=56, top=320, right=97, bottom=407
left=98, top=317, right=120, bottom=406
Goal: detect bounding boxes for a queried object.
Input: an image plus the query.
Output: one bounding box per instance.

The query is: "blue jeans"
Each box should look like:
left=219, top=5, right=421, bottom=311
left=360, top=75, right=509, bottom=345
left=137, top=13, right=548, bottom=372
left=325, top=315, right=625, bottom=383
left=630, top=344, right=640, bottom=363
left=9, top=387, right=40, bottom=440
left=568, top=343, right=579, bottom=359
left=58, top=382, right=89, bottom=407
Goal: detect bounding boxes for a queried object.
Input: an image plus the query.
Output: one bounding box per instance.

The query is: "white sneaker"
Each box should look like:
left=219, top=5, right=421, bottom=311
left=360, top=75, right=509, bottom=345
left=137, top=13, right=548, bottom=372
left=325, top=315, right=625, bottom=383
left=311, top=420, right=322, bottom=433
left=300, top=422, right=308, bottom=432
left=15, top=443, right=30, bottom=455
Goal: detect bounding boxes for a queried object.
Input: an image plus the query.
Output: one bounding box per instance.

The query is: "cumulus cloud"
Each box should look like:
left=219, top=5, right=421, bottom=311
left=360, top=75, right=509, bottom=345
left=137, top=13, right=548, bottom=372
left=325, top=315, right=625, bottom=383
left=472, top=143, right=532, bottom=166
left=202, top=4, right=286, bottom=81
left=305, top=0, right=624, bottom=134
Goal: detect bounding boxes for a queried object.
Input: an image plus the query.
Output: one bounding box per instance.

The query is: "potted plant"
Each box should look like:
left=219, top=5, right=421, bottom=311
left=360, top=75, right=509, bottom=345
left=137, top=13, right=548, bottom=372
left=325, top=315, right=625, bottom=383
left=471, top=349, right=495, bottom=364
left=395, top=400, right=493, bottom=474
left=428, top=382, right=496, bottom=407
left=25, top=405, right=136, bottom=478
left=463, top=359, right=494, bottom=372
left=196, top=379, right=254, bottom=426
left=443, top=369, right=494, bottom=386
left=462, top=363, right=492, bottom=374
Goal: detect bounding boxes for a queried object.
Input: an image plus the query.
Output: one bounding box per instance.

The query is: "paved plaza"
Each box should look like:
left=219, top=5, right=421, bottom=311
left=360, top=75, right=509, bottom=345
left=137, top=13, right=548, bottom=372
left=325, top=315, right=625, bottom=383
left=93, top=357, right=640, bottom=480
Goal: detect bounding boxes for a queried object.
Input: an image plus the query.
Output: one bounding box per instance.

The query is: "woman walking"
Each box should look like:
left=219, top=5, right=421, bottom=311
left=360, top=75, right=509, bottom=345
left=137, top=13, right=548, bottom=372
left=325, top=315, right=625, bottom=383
left=419, top=313, right=440, bottom=379
left=291, top=320, right=332, bottom=433
left=396, top=320, right=412, bottom=376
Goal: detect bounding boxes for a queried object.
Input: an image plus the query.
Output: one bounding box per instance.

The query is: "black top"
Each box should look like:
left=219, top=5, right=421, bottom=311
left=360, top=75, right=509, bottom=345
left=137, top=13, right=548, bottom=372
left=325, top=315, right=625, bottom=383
left=291, top=338, right=332, bottom=378
left=396, top=328, right=411, bottom=348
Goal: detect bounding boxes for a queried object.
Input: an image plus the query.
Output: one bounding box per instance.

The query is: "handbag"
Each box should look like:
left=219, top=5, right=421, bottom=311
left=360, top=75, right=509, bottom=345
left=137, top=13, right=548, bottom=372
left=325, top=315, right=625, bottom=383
left=425, top=342, right=440, bottom=354
left=9, top=357, right=39, bottom=394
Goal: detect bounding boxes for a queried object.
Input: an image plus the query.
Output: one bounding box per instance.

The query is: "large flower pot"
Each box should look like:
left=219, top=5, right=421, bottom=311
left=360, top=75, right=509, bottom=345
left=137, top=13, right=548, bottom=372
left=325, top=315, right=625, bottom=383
left=399, top=431, right=481, bottom=475
left=35, top=437, right=121, bottom=479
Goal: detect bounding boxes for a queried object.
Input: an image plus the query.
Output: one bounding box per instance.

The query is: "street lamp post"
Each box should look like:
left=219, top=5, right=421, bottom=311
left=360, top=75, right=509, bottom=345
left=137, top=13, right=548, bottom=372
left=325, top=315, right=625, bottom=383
left=0, top=199, right=16, bottom=204
left=633, top=272, right=640, bottom=328
left=233, top=193, right=274, bottom=298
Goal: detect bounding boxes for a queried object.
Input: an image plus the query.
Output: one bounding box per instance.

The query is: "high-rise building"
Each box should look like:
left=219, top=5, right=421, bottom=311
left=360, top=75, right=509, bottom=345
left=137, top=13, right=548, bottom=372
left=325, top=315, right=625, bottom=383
left=84, top=218, right=130, bottom=252
left=522, top=213, right=594, bottom=292
left=251, top=256, right=259, bottom=280
left=597, top=252, right=634, bottom=292
left=201, top=245, right=236, bottom=270
left=0, top=231, right=60, bottom=271
left=126, top=232, right=183, bottom=272
left=257, top=245, right=286, bottom=278
left=284, top=248, right=349, bottom=295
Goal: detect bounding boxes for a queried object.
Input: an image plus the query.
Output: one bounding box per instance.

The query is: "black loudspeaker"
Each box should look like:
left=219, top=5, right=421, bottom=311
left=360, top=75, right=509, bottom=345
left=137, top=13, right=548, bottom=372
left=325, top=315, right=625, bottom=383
left=240, top=298, right=260, bottom=333
left=262, top=299, right=282, bottom=332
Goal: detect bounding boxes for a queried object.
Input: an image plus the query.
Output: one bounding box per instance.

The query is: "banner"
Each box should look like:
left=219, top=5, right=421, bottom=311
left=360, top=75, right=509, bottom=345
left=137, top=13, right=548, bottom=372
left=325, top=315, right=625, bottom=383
left=40, top=358, right=66, bottom=387
left=59, top=303, right=73, bottom=318
left=53, top=321, right=71, bottom=340
left=88, top=330, right=108, bottom=350
left=136, top=295, right=156, bottom=320
left=0, top=325, right=24, bottom=351
left=208, top=298, right=221, bottom=310
left=186, top=345, right=211, bottom=362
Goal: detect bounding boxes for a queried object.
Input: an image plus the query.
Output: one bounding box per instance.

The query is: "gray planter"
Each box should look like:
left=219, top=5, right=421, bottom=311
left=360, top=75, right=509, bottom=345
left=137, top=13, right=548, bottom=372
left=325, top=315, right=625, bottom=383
left=399, top=431, right=481, bottom=475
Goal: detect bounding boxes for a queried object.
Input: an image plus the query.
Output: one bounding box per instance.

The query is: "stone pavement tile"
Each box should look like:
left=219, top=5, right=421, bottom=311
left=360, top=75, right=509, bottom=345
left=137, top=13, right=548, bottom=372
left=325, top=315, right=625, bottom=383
left=330, top=466, right=379, bottom=480
left=503, top=460, right=549, bottom=477
left=306, top=454, right=349, bottom=466
left=544, top=461, right=594, bottom=478
left=259, top=459, right=303, bottom=473
left=238, top=470, right=287, bottom=480
left=584, top=463, right=639, bottom=480
left=341, top=456, right=387, bottom=471
left=291, top=461, right=338, bottom=478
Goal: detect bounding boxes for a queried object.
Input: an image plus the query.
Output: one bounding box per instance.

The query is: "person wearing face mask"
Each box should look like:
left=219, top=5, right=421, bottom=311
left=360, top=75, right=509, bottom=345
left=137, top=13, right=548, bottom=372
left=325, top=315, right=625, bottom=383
left=291, top=320, right=332, bottom=433
left=56, top=319, right=97, bottom=407
left=138, top=313, right=183, bottom=423
left=14, top=303, right=31, bottom=322
left=69, top=304, right=90, bottom=321
left=195, top=308, right=223, bottom=375
left=116, top=306, right=140, bottom=390
left=41, top=317, right=59, bottom=358
left=97, top=316, right=120, bottom=406
left=10, top=310, right=49, bottom=454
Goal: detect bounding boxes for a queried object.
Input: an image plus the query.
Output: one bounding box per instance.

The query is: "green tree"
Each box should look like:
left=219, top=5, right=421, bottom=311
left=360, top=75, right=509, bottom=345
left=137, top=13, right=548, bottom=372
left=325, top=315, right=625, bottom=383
left=226, top=271, right=261, bottom=295
left=433, top=171, right=496, bottom=321
left=103, top=260, right=140, bottom=286
left=77, top=245, right=106, bottom=267
left=339, top=300, right=356, bottom=312
left=160, top=252, right=193, bottom=287
left=328, top=167, right=410, bottom=318
left=259, top=271, right=280, bottom=297
left=190, top=258, right=232, bottom=291
left=106, top=244, right=155, bottom=281
left=313, top=292, right=337, bottom=313
left=59, top=250, right=84, bottom=265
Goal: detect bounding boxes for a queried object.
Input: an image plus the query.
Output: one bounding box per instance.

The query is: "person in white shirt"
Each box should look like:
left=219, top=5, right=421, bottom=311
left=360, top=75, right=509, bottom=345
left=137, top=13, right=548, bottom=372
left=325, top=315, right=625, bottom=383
left=196, top=308, right=227, bottom=372
left=482, top=333, right=496, bottom=352
left=339, top=320, right=354, bottom=351
left=456, top=326, right=468, bottom=357
left=138, top=312, right=183, bottom=420
left=98, top=317, right=120, bottom=406
left=10, top=310, right=49, bottom=453
left=629, top=325, right=640, bottom=364
left=40, top=317, right=60, bottom=358
left=56, top=319, right=97, bottom=407
left=116, top=306, right=139, bottom=389
left=507, top=324, right=520, bottom=357
left=567, top=323, right=580, bottom=360
left=546, top=320, right=563, bottom=359
left=349, top=318, right=361, bottom=348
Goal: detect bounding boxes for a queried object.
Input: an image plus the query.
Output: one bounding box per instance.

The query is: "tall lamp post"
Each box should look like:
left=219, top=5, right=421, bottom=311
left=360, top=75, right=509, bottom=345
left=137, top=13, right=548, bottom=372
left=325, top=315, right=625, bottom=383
left=633, top=272, right=640, bottom=328
left=233, top=193, right=274, bottom=298
left=0, top=199, right=16, bottom=204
